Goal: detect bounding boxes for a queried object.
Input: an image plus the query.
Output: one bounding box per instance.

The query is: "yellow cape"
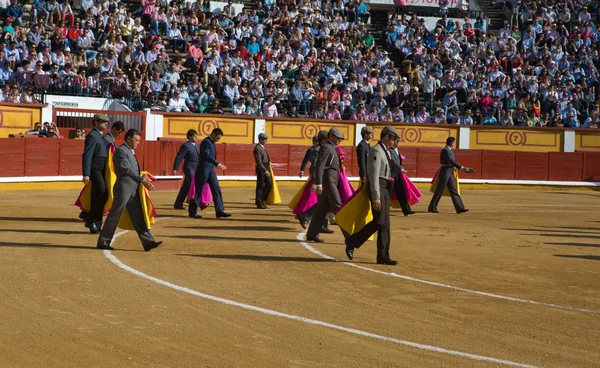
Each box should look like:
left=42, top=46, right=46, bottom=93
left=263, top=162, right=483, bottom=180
left=118, top=171, right=156, bottom=230
left=429, top=168, right=460, bottom=197
left=76, top=145, right=116, bottom=214
left=333, top=185, right=373, bottom=241
left=288, top=178, right=310, bottom=210
left=266, top=166, right=282, bottom=205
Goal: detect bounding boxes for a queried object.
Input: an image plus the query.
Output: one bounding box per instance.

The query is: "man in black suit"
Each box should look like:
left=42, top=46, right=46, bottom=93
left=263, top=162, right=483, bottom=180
left=81, top=113, right=110, bottom=234
left=189, top=128, right=231, bottom=219
left=172, top=129, right=199, bottom=210
left=428, top=137, right=470, bottom=214
left=356, top=126, right=374, bottom=183
left=103, top=121, right=125, bottom=147
left=389, top=140, right=415, bottom=216
left=254, top=132, right=272, bottom=209
left=305, top=128, right=344, bottom=243
left=97, top=129, right=162, bottom=251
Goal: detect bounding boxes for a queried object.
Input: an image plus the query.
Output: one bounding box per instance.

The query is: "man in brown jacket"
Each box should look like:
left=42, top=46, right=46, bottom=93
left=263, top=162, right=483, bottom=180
left=254, top=132, right=272, bottom=209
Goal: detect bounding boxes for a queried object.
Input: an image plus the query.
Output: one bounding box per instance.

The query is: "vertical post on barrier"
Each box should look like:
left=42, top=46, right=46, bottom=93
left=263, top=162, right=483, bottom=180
left=355, top=123, right=365, bottom=146
left=254, top=119, right=266, bottom=143
left=458, top=126, right=470, bottom=149
left=563, top=130, right=575, bottom=152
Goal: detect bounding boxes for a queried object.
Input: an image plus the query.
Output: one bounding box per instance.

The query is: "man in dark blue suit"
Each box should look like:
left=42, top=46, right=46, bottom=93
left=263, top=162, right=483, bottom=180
left=188, top=128, right=231, bottom=219
left=172, top=129, right=199, bottom=210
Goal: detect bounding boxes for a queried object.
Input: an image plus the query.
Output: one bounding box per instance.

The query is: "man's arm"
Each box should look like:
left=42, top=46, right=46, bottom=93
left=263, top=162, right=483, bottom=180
left=172, top=143, right=187, bottom=171
left=253, top=145, right=267, bottom=172
left=356, top=142, right=367, bottom=178
left=82, top=133, right=96, bottom=177
left=368, top=150, right=382, bottom=200
left=200, top=139, right=220, bottom=166
left=115, top=148, right=144, bottom=184
left=299, top=147, right=312, bottom=173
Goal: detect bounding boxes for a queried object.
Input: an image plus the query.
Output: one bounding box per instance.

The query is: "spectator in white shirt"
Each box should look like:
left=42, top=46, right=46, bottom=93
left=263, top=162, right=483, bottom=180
left=262, top=95, right=278, bottom=117
left=233, top=100, right=246, bottom=115
left=168, top=22, right=187, bottom=53
left=168, top=90, right=190, bottom=112
left=223, top=79, right=240, bottom=109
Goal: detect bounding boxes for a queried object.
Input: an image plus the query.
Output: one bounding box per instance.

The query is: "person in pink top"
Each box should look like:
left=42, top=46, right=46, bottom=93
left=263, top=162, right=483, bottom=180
left=141, top=0, right=156, bottom=28
left=262, top=95, right=278, bottom=117
left=327, top=104, right=342, bottom=120
left=187, top=39, right=203, bottom=72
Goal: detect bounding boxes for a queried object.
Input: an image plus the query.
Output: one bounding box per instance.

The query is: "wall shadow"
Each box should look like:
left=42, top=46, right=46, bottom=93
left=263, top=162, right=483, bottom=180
left=166, top=225, right=296, bottom=232
left=169, top=234, right=300, bottom=243
left=177, top=253, right=335, bottom=263
left=0, top=216, right=83, bottom=223
left=0, top=229, right=88, bottom=235
left=545, top=242, right=600, bottom=248
left=554, top=254, right=600, bottom=261
left=0, top=241, right=97, bottom=250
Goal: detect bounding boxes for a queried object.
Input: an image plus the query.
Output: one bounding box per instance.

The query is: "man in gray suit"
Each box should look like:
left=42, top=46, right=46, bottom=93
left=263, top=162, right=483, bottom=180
left=103, top=121, right=125, bottom=147
left=345, top=126, right=400, bottom=265
left=305, top=128, right=344, bottom=243
left=97, top=129, right=162, bottom=251
left=428, top=137, right=470, bottom=214
left=254, top=132, right=272, bottom=209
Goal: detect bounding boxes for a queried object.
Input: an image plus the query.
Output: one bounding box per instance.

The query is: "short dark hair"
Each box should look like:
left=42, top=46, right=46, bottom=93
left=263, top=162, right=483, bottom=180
left=446, top=137, right=456, bottom=146
left=186, top=129, right=198, bottom=138
left=125, top=129, right=141, bottom=141
left=112, top=121, right=125, bottom=132
left=212, top=128, right=224, bottom=136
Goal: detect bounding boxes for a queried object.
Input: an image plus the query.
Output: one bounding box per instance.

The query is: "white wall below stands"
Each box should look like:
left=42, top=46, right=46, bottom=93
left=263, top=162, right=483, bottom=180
left=43, top=95, right=129, bottom=124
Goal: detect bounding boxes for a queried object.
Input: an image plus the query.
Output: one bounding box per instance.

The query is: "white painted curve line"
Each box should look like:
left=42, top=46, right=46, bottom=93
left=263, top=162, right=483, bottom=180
left=296, top=233, right=600, bottom=315
left=102, top=251, right=537, bottom=367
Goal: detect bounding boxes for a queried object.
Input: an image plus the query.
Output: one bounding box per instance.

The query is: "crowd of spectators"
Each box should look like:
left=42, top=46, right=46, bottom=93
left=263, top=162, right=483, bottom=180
left=0, top=0, right=599, bottom=128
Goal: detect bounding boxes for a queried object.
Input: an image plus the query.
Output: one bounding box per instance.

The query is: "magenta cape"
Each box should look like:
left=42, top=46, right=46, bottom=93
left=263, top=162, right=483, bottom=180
left=186, top=173, right=213, bottom=206
left=289, top=178, right=318, bottom=215
left=391, top=173, right=422, bottom=205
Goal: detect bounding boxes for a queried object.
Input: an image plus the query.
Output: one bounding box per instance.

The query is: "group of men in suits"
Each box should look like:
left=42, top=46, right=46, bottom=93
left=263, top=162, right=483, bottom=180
left=171, top=128, right=231, bottom=219
left=81, top=115, right=161, bottom=251
left=81, top=115, right=124, bottom=234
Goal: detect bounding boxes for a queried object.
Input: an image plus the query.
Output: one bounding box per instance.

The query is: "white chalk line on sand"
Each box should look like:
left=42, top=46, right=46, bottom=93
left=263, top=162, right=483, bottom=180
left=105, top=223, right=536, bottom=367
left=296, top=233, right=600, bottom=315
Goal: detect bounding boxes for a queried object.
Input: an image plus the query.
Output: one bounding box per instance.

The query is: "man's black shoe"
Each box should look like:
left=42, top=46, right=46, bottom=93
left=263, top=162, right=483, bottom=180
left=319, top=227, right=334, bottom=234
left=306, top=237, right=324, bottom=243
left=143, top=241, right=163, bottom=252
left=189, top=214, right=203, bottom=219
left=377, top=258, right=398, bottom=266
left=216, top=212, right=232, bottom=218
left=298, top=216, right=307, bottom=230
left=89, top=224, right=101, bottom=234
left=458, top=209, right=469, bottom=214
left=97, top=244, right=115, bottom=250
left=345, top=240, right=354, bottom=260
left=174, top=206, right=185, bottom=210
left=404, top=211, right=416, bottom=216
left=428, top=209, right=439, bottom=213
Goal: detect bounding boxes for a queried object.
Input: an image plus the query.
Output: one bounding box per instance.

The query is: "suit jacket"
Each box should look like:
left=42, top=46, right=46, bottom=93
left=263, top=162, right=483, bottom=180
left=173, top=141, right=199, bottom=171
left=313, top=140, right=340, bottom=187
left=367, top=142, right=391, bottom=200
left=356, top=139, right=371, bottom=178
left=103, top=132, right=115, bottom=146
left=300, top=145, right=317, bottom=172
left=389, top=148, right=404, bottom=179
left=198, top=136, right=220, bottom=172
left=113, top=143, right=144, bottom=202
left=82, top=128, right=108, bottom=176
left=308, top=145, right=320, bottom=178
left=253, top=144, right=270, bottom=172
left=440, top=146, right=462, bottom=169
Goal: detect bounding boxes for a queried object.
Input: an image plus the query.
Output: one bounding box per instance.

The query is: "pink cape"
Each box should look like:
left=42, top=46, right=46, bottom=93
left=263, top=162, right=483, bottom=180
left=391, top=173, right=422, bottom=205
left=336, top=145, right=355, bottom=205
left=292, top=179, right=318, bottom=215
left=338, top=169, right=354, bottom=204
left=186, top=173, right=212, bottom=206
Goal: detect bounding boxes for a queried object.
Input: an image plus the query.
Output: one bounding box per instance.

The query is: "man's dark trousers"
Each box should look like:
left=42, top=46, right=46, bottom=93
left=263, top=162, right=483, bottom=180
left=174, top=168, right=194, bottom=208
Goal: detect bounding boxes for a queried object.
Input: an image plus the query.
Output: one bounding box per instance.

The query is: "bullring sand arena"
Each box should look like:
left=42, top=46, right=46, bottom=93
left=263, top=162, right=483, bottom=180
left=1, top=185, right=599, bottom=367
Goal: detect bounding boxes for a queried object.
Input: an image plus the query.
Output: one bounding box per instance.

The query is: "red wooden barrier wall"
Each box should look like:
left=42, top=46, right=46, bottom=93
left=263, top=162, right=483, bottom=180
left=0, top=138, right=597, bottom=183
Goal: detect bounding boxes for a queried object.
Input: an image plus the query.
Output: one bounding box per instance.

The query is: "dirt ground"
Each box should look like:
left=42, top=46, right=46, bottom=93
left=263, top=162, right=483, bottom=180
left=0, top=185, right=599, bottom=368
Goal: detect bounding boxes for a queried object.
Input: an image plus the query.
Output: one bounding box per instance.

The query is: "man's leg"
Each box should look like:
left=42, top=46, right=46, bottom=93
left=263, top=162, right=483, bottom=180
left=255, top=168, right=265, bottom=206
left=97, top=194, right=128, bottom=247
left=126, top=191, right=156, bottom=247
left=207, top=170, right=225, bottom=214
left=428, top=169, right=450, bottom=211
left=394, top=177, right=412, bottom=215
left=306, top=196, right=330, bottom=240
left=262, top=173, right=273, bottom=203
left=377, top=188, right=391, bottom=262
left=174, top=168, right=193, bottom=208
left=189, top=170, right=208, bottom=216
left=447, top=175, right=465, bottom=212
left=90, top=167, right=107, bottom=228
